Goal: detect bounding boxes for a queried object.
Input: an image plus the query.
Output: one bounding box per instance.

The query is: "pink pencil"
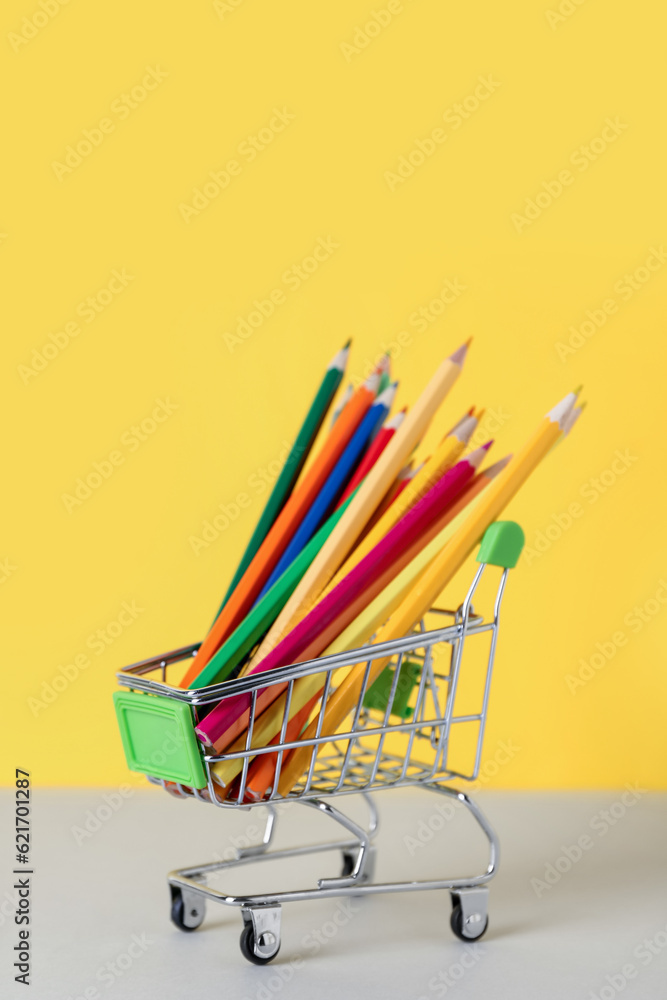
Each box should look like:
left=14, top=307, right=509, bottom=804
left=196, top=442, right=492, bottom=749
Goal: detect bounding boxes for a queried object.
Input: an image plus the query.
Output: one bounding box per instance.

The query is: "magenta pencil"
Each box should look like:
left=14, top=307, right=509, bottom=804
left=196, top=443, right=491, bottom=748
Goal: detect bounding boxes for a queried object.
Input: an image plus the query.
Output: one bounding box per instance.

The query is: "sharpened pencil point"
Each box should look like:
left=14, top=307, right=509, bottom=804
left=484, top=454, right=513, bottom=477
left=343, top=338, right=352, bottom=348
left=573, top=384, right=583, bottom=395
left=481, top=440, right=494, bottom=451
left=449, top=339, right=471, bottom=365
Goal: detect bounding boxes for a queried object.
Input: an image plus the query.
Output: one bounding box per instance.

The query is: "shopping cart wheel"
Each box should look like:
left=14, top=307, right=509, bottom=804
left=341, top=851, right=355, bottom=877
left=449, top=890, right=489, bottom=941
left=341, top=846, right=376, bottom=884
left=240, top=924, right=281, bottom=965
left=170, top=887, right=205, bottom=932
left=240, top=906, right=282, bottom=965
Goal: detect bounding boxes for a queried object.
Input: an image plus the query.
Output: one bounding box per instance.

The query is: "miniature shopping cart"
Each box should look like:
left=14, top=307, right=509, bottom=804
left=113, top=520, right=524, bottom=964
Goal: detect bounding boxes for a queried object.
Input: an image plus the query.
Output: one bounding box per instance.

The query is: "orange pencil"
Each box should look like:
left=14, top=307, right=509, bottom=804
left=244, top=694, right=320, bottom=801
left=180, top=371, right=380, bottom=684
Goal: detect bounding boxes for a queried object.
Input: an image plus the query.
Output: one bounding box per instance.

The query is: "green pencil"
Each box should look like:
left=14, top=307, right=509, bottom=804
left=212, top=341, right=350, bottom=623
left=192, top=488, right=359, bottom=688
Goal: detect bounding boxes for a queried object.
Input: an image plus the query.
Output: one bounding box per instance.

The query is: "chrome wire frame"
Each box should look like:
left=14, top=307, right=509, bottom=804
left=117, top=565, right=510, bottom=927
left=117, top=563, right=508, bottom=808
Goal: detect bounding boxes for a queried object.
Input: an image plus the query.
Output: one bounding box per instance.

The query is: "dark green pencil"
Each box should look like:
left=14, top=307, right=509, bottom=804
left=212, top=340, right=350, bottom=622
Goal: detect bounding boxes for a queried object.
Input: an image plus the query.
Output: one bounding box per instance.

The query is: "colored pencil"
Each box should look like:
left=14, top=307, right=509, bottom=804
left=209, top=682, right=320, bottom=789
left=276, top=392, right=576, bottom=795
left=330, top=384, right=353, bottom=426
left=196, top=443, right=487, bottom=748
left=210, top=454, right=505, bottom=769
left=337, top=409, right=406, bottom=507
left=180, top=370, right=381, bottom=685
left=325, top=456, right=512, bottom=657
left=257, top=383, right=397, bottom=600
left=363, top=461, right=415, bottom=532
left=242, top=695, right=320, bottom=800
left=244, top=341, right=470, bottom=672
left=212, top=342, right=349, bottom=623
left=186, top=489, right=359, bottom=688
left=322, top=413, right=478, bottom=599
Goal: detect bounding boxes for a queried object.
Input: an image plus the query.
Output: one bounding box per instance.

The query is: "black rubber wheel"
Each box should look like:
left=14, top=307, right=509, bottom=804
left=239, top=923, right=280, bottom=965
left=450, top=903, right=488, bottom=941
left=341, top=852, right=356, bottom=877
left=170, top=891, right=202, bottom=932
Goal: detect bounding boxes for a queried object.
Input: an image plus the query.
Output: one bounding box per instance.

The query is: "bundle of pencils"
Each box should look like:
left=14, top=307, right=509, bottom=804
left=181, top=340, right=583, bottom=800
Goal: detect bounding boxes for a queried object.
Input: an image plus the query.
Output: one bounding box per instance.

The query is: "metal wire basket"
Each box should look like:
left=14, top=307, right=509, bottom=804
left=114, top=520, right=524, bottom=963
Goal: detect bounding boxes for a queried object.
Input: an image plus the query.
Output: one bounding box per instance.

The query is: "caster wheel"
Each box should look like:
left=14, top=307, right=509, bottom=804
left=450, top=903, right=488, bottom=942
left=170, top=889, right=204, bottom=932
left=341, top=852, right=356, bottom=877
left=240, top=923, right=280, bottom=965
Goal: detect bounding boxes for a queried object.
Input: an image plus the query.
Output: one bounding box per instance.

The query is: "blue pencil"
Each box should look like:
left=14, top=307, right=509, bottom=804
left=256, top=383, right=397, bottom=600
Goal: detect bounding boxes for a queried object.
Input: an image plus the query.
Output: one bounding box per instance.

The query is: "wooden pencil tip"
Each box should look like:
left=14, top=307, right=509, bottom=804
left=573, top=383, right=583, bottom=395
left=481, top=439, right=494, bottom=451
left=343, top=338, right=352, bottom=348
left=449, top=340, right=471, bottom=365
left=485, top=454, right=513, bottom=477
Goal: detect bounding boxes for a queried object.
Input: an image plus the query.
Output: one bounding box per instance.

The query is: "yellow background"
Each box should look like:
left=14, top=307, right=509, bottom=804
left=2, top=0, right=665, bottom=788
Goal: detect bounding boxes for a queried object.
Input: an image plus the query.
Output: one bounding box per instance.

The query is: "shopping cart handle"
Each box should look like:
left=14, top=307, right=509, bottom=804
left=476, top=521, right=525, bottom=569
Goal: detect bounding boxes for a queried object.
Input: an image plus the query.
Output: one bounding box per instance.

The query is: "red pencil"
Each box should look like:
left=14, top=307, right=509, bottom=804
left=337, top=408, right=406, bottom=507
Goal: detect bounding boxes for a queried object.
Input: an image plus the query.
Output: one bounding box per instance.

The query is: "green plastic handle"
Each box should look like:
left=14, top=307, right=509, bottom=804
left=476, top=521, right=525, bottom=569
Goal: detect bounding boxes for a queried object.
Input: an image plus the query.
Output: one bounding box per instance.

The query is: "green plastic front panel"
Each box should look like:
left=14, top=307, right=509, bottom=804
left=113, top=690, right=207, bottom=789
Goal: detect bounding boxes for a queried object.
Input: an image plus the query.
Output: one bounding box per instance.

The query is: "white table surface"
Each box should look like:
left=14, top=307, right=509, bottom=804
left=1, top=787, right=665, bottom=999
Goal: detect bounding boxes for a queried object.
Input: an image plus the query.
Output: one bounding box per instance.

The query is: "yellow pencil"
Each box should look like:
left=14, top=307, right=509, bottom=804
left=321, top=412, right=478, bottom=599
left=246, top=341, right=470, bottom=669
left=277, top=391, right=576, bottom=795
left=325, top=456, right=511, bottom=655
